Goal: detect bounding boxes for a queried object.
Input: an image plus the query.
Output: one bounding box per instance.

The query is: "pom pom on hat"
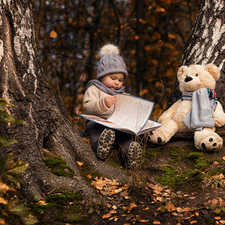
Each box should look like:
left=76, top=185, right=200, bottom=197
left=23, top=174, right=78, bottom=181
left=97, top=44, right=128, bottom=80
left=99, top=44, right=120, bottom=57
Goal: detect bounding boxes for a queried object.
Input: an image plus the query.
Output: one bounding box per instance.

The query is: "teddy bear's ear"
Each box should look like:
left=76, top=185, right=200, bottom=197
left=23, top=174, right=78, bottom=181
left=204, top=64, right=220, bottom=81
left=177, top=66, right=188, bottom=81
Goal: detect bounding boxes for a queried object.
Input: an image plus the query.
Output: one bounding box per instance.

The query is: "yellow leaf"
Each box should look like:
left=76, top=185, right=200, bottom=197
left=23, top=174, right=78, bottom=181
left=109, top=209, right=117, bottom=214
left=102, top=213, right=111, bottom=219
left=0, top=196, right=8, bottom=204
left=165, top=201, right=176, bottom=212
left=222, top=156, right=225, bottom=160
left=139, top=219, right=149, bottom=222
left=77, top=161, right=83, bottom=166
left=215, top=216, right=221, bottom=220
left=127, top=202, right=137, bottom=213
left=153, top=221, right=161, bottom=224
left=86, top=174, right=92, bottom=179
left=50, top=30, right=57, bottom=38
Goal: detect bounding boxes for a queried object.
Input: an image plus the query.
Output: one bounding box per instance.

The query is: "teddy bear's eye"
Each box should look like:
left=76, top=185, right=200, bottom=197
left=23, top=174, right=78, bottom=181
left=196, top=74, right=198, bottom=77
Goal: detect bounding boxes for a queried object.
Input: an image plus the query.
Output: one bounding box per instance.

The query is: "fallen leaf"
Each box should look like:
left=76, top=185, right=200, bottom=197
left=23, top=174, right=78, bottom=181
left=190, top=221, right=197, bottom=224
left=109, top=210, right=117, bottom=214
left=50, top=30, right=57, bottom=38
left=195, top=212, right=199, bottom=216
left=212, top=198, right=218, bottom=205
left=165, top=201, right=176, bottom=212
left=220, top=220, right=225, bottom=224
left=127, top=203, right=137, bottom=213
left=153, top=221, right=161, bottom=224
left=143, top=207, right=149, bottom=210
left=107, top=204, right=111, bottom=208
left=223, top=156, right=225, bottom=161
left=112, top=205, right=117, bottom=209
left=214, top=161, right=219, bottom=166
left=102, top=213, right=111, bottom=219
left=124, top=196, right=129, bottom=199
left=139, top=219, right=149, bottom=222
left=215, top=216, right=221, bottom=220
left=126, top=214, right=134, bottom=220
left=86, top=174, right=92, bottom=179
left=77, top=161, right=83, bottom=166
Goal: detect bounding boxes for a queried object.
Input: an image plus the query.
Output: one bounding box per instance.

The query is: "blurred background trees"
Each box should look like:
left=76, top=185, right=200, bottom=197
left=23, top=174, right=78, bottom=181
left=34, top=0, right=201, bottom=130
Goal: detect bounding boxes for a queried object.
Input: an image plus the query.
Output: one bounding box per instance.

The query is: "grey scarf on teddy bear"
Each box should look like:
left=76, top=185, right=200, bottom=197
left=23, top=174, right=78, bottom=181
left=181, top=88, right=217, bottom=131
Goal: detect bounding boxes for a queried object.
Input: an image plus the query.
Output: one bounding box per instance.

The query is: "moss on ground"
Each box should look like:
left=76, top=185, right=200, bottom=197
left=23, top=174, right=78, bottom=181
left=43, top=156, right=75, bottom=178
left=145, top=144, right=222, bottom=191
left=28, top=190, right=88, bottom=224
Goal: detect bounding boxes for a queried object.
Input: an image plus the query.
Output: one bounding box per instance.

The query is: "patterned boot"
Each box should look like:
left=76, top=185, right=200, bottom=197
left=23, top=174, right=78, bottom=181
left=97, top=128, right=115, bottom=160
left=126, top=142, right=142, bottom=170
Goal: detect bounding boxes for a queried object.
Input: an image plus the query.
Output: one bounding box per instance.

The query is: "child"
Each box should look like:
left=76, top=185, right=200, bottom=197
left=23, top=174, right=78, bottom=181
left=83, top=44, right=142, bottom=169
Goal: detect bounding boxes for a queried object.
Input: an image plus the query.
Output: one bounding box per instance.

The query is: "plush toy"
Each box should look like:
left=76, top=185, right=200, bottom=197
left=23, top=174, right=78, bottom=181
left=149, top=64, right=225, bottom=151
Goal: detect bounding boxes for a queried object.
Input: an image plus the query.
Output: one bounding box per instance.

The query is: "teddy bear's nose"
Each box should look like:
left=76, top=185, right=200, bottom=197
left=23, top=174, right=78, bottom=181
left=185, top=76, right=193, bottom=82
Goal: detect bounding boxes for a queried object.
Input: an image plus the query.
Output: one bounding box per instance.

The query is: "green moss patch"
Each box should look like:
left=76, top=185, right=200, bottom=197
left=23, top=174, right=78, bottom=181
left=43, top=156, right=74, bottom=178
left=28, top=190, right=88, bottom=224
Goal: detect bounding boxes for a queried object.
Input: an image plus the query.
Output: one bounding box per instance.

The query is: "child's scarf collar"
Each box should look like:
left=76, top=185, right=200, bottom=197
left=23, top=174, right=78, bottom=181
left=85, top=79, right=125, bottom=95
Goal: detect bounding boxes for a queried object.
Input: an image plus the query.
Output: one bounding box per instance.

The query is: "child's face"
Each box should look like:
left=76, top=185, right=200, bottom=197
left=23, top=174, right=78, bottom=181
left=101, top=73, right=124, bottom=90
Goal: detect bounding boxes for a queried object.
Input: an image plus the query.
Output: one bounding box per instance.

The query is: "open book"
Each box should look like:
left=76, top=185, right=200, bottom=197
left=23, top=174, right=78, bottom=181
left=78, top=94, right=161, bottom=135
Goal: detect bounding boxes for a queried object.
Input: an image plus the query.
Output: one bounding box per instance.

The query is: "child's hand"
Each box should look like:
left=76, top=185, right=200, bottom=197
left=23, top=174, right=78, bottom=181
left=104, top=95, right=118, bottom=108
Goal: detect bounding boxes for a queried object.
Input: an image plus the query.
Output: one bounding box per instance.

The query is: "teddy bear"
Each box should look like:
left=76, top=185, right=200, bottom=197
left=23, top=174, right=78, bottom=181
left=149, top=64, right=225, bottom=151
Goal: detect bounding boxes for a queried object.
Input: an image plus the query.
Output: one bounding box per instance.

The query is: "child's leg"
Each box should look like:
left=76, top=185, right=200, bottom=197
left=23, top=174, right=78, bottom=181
left=85, top=122, right=115, bottom=159
left=116, top=131, right=142, bottom=169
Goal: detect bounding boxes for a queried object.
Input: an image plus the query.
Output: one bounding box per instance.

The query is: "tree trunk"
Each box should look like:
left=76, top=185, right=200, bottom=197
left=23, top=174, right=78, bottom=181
left=0, top=0, right=130, bottom=201
left=135, top=0, right=146, bottom=97
left=167, top=0, right=225, bottom=112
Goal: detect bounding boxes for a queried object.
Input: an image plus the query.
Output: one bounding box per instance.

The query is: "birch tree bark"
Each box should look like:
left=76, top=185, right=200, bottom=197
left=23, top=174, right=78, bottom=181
left=167, top=0, right=225, bottom=111
left=0, top=0, right=130, bottom=201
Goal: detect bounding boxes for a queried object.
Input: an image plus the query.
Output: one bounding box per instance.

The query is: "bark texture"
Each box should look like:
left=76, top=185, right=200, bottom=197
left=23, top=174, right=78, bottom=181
left=167, top=0, right=225, bottom=111
left=0, top=1, right=130, bottom=201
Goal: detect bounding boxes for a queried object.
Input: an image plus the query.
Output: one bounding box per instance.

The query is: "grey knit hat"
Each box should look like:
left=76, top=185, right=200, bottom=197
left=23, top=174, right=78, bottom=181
left=97, top=44, right=128, bottom=80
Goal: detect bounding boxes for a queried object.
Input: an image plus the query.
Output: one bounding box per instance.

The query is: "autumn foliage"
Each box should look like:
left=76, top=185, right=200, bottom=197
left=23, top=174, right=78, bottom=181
left=34, top=0, right=201, bottom=129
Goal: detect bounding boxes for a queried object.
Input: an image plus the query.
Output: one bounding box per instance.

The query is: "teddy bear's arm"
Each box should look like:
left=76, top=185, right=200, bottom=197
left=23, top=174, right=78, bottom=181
left=213, top=101, right=225, bottom=127
left=158, top=99, right=182, bottom=123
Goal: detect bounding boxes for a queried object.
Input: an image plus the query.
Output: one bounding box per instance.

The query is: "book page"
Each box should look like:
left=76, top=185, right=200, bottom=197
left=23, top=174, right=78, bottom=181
left=78, top=114, right=136, bottom=133
left=138, top=120, right=162, bottom=135
left=107, top=94, right=154, bottom=134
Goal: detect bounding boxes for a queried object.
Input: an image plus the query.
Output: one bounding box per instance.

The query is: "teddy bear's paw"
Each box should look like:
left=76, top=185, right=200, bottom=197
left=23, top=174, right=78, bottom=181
left=198, top=135, right=223, bottom=151
left=148, top=130, right=167, bottom=145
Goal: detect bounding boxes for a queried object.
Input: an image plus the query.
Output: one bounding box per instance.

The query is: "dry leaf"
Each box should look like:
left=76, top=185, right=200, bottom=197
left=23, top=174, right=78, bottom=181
left=139, top=219, right=149, bottom=222
left=127, top=203, right=137, bottom=213
left=212, top=198, right=218, bottom=205
left=112, top=205, right=117, bottom=209
left=124, top=196, right=129, bottom=199
left=50, top=30, right=57, bottom=38
left=165, top=201, right=176, bottom=212
left=195, top=212, right=199, bottom=216
left=86, top=174, right=92, bottom=179
left=109, top=210, right=117, bottom=214
left=215, top=216, right=221, bottom=220
left=77, top=161, right=83, bottom=166
left=153, top=221, right=161, bottom=224
left=102, top=213, right=111, bottom=219
left=190, top=221, right=197, bottom=224
left=220, top=220, right=225, bottom=224
left=222, top=156, right=225, bottom=161
left=143, top=207, right=149, bottom=210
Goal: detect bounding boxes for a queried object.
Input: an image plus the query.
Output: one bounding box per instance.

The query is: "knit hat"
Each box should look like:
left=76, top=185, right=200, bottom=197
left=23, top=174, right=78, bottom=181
left=97, top=44, right=128, bottom=80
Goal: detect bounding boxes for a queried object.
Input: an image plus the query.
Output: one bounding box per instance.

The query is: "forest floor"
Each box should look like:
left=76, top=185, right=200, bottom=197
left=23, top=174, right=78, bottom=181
left=29, top=135, right=225, bottom=225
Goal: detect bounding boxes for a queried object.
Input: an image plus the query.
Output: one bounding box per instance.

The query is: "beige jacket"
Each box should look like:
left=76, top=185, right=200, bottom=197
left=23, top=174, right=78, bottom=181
left=83, top=85, right=114, bottom=119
